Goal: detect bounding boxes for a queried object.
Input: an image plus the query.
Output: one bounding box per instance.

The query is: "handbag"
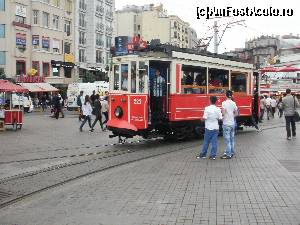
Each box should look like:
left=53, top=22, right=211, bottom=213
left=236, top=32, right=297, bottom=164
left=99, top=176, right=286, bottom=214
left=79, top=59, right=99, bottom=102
left=294, top=97, right=300, bottom=122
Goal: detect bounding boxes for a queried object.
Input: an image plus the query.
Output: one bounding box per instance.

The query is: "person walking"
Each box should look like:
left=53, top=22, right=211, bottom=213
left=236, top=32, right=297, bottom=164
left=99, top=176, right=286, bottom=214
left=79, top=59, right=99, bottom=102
left=90, top=94, right=104, bottom=132
left=77, top=91, right=84, bottom=121
left=265, top=96, right=272, bottom=120
left=197, top=96, right=222, bottom=160
left=102, top=96, right=109, bottom=127
left=259, top=95, right=266, bottom=122
left=90, top=90, right=96, bottom=107
left=52, top=93, right=61, bottom=120
left=58, top=94, right=65, bottom=118
left=277, top=97, right=284, bottom=118
left=220, top=90, right=238, bottom=159
left=79, top=95, right=93, bottom=132
left=282, top=89, right=299, bottom=140
left=41, top=94, right=47, bottom=112
left=271, top=96, right=277, bottom=118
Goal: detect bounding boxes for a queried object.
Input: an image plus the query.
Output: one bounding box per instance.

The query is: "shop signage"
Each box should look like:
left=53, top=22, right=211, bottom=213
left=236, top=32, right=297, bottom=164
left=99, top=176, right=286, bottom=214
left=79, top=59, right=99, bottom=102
left=64, top=54, right=74, bottom=63
left=42, top=37, right=50, bottom=48
left=16, top=33, right=26, bottom=46
left=16, top=76, right=45, bottom=83
left=32, top=35, right=39, bottom=45
left=16, top=5, right=26, bottom=17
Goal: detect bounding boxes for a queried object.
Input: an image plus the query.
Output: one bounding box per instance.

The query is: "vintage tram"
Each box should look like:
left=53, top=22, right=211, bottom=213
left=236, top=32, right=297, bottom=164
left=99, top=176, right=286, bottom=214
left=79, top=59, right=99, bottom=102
left=107, top=47, right=259, bottom=141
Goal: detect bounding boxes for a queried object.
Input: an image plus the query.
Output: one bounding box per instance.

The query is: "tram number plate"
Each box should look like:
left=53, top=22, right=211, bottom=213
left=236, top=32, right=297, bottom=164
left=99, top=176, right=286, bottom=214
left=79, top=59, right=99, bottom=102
left=133, top=98, right=142, bottom=105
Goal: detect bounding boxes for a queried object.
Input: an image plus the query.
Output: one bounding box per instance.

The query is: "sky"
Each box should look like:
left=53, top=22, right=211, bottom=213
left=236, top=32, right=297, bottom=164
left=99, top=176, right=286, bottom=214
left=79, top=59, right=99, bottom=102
left=115, top=0, right=299, bottom=53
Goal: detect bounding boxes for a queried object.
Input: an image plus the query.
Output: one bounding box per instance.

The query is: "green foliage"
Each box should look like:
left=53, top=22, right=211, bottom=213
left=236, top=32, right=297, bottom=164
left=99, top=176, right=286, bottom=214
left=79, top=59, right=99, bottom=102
left=0, top=68, right=5, bottom=79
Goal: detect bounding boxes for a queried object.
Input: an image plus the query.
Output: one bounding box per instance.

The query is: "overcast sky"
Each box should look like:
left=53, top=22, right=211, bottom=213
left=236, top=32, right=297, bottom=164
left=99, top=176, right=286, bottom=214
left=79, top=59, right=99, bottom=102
left=115, top=0, right=299, bottom=53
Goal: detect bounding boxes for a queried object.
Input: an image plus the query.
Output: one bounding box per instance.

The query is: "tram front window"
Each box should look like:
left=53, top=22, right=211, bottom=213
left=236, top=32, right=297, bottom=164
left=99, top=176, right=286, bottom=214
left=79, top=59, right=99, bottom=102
left=131, top=62, right=137, bottom=93
left=231, top=73, right=247, bottom=93
left=121, top=64, right=128, bottom=91
left=208, top=69, right=229, bottom=94
left=113, top=65, right=120, bottom=90
left=181, top=65, right=207, bottom=94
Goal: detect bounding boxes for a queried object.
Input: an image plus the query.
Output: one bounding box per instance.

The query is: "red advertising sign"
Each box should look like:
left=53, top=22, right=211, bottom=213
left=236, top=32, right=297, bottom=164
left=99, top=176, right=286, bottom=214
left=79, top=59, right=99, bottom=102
left=16, top=76, right=45, bottom=83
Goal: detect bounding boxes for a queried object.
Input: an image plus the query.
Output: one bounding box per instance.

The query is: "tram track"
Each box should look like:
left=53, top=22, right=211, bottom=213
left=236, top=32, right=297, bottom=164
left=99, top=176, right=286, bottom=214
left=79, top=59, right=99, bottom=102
left=0, top=124, right=283, bottom=209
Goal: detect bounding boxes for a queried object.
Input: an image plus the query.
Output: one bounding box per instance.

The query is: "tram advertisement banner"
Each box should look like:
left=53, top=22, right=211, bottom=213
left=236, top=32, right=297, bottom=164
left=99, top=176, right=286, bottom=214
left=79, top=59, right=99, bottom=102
left=129, top=95, right=148, bottom=129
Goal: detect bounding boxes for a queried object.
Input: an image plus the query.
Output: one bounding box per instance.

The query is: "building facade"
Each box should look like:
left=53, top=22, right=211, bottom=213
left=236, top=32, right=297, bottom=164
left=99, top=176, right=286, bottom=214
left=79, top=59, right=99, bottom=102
left=0, top=0, right=76, bottom=87
left=75, top=0, right=114, bottom=80
left=115, top=4, right=198, bottom=49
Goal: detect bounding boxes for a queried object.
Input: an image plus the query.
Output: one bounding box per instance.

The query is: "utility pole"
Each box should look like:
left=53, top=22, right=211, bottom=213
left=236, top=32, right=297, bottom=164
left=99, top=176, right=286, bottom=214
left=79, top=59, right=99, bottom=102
left=213, top=21, right=218, bottom=54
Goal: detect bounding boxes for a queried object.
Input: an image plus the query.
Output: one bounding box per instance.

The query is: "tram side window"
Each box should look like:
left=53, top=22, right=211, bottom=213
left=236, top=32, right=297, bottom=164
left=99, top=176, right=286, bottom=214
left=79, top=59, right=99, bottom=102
left=131, top=62, right=136, bottom=93
left=138, top=62, right=148, bottom=93
left=231, top=73, right=247, bottom=93
left=181, top=65, right=207, bottom=94
left=113, top=65, right=120, bottom=90
left=208, top=69, right=229, bottom=94
left=121, top=64, right=128, bottom=91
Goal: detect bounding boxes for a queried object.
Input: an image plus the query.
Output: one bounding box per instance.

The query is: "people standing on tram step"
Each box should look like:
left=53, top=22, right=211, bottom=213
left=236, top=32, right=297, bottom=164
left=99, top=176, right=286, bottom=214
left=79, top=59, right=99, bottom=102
left=282, top=89, right=299, bottom=140
left=271, top=96, right=277, bottom=118
left=197, top=96, right=222, bottom=160
left=101, top=96, right=109, bottom=128
left=152, top=69, right=166, bottom=121
left=90, top=90, right=96, bottom=107
left=220, top=90, right=238, bottom=159
left=277, top=97, right=284, bottom=118
left=265, top=95, right=272, bottom=120
left=77, top=91, right=84, bottom=121
left=90, top=94, right=104, bottom=132
left=79, top=95, right=93, bottom=132
left=259, top=95, right=266, bottom=122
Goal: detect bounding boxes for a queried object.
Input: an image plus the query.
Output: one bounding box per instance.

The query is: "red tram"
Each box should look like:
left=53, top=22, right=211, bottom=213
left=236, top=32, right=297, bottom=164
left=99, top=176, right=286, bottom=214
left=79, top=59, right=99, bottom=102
left=107, top=47, right=259, bottom=141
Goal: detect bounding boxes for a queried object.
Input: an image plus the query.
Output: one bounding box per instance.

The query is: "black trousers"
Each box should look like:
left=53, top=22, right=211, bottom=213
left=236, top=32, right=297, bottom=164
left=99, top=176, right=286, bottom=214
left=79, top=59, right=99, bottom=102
left=102, top=112, right=108, bottom=124
left=91, top=114, right=103, bottom=129
left=285, top=116, right=296, bottom=138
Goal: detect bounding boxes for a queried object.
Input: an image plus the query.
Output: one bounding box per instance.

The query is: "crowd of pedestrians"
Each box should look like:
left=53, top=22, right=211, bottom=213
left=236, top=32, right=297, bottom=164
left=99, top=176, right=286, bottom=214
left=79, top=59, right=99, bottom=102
left=197, top=88, right=299, bottom=160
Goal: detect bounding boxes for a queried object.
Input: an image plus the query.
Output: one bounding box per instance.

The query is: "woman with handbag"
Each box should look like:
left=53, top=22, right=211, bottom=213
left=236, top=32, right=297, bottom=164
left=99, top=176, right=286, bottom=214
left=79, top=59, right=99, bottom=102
left=79, top=95, right=93, bottom=132
left=282, top=89, right=300, bottom=140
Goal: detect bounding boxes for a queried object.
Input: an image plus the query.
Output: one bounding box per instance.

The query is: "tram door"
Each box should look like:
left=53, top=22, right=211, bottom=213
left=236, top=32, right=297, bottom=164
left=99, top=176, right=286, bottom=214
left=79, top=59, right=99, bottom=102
left=149, top=61, right=170, bottom=124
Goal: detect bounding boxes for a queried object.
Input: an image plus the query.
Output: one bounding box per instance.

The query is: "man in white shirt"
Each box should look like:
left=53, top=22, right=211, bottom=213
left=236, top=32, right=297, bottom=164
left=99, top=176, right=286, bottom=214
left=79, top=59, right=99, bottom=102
left=265, top=96, right=272, bottom=120
left=271, top=96, right=277, bottom=118
left=101, top=96, right=109, bottom=127
left=221, top=90, right=238, bottom=159
left=197, top=96, right=222, bottom=160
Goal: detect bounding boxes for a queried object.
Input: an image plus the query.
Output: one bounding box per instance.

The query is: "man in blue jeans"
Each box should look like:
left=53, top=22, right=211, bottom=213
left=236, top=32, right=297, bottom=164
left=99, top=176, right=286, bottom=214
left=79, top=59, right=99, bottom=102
left=221, top=90, right=238, bottom=159
left=197, top=96, right=222, bottom=160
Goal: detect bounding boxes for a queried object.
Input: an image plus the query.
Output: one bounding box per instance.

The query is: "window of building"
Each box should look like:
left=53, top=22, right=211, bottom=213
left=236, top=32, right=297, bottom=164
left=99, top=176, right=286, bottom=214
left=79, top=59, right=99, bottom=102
left=64, top=67, right=72, bottom=78
left=79, top=31, right=85, bottom=45
left=79, top=0, right=86, bottom=10
left=16, top=61, right=26, bottom=76
left=42, top=62, right=50, bottom=76
left=53, top=0, right=60, bottom=7
left=15, top=15, right=26, bottom=24
left=0, top=51, right=5, bottom=65
left=174, top=21, right=177, bottom=28
left=42, top=37, right=50, bottom=51
left=181, top=65, right=207, bottom=94
left=42, top=12, right=49, bottom=27
left=64, top=42, right=71, bottom=54
left=64, top=20, right=71, bottom=36
left=174, top=31, right=177, bottom=38
left=0, top=0, right=5, bottom=11
left=231, top=72, right=247, bottom=93
left=106, top=37, right=111, bottom=48
left=42, top=0, right=50, bottom=3
left=106, top=52, right=109, bottom=64
left=65, top=0, right=72, bottom=12
left=79, top=13, right=86, bottom=27
left=0, top=24, right=5, bottom=38
left=52, top=39, right=60, bottom=53
left=137, top=25, right=141, bottom=31
left=96, top=50, right=102, bottom=63
left=32, top=61, right=39, bottom=76
left=96, top=33, right=103, bottom=46
left=52, top=66, right=59, bottom=76
left=33, top=10, right=39, bottom=25
left=53, top=15, right=59, bottom=30
left=79, top=49, right=85, bottom=62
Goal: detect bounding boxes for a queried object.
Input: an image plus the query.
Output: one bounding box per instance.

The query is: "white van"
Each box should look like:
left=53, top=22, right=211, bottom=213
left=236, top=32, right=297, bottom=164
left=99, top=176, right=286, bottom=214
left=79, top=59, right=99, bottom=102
left=12, top=93, right=33, bottom=112
left=66, top=82, right=109, bottom=111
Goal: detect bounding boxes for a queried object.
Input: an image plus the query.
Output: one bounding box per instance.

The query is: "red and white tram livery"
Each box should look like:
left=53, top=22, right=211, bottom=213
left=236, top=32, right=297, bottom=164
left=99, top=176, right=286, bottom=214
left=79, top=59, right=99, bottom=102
left=107, top=48, right=259, bottom=141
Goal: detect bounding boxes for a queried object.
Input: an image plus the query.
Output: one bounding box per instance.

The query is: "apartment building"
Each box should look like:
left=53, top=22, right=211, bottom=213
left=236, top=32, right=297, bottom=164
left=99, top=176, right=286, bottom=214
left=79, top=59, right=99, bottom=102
left=0, top=0, right=75, bottom=87
left=115, top=4, right=198, bottom=49
left=75, top=0, right=114, bottom=79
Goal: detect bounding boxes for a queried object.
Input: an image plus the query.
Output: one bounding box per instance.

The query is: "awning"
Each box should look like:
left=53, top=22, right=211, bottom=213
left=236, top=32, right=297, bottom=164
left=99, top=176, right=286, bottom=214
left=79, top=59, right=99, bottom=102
left=0, top=80, right=28, bottom=93
left=36, top=83, right=58, bottom=92
left=19, top=83, right=58, bottom=92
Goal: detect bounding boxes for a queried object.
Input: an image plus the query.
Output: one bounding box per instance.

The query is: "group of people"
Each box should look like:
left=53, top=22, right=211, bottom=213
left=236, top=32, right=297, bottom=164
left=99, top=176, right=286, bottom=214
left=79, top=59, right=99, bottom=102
left=77, top=90, right=109, bottom=132
left=197, top=90, right=238, bottom=160
left=260, top=95, right=283, bottom=120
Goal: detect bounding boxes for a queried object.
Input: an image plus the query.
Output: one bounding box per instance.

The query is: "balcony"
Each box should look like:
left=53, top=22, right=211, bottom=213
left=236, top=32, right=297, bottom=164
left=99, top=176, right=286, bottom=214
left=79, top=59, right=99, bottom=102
left=105, top=26, right=113, bottom=36
left=105, top=11, right=113, bottom=21
left=105, top=0, right=112, bottom=5
left=95, top=6, right=104, bottom=17
left=96, top=23, right=105, bottom=33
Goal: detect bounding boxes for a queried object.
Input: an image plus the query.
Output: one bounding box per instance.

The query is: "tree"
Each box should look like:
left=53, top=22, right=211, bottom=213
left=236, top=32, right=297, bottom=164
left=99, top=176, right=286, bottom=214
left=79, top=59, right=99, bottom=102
left=0, top=68, right=6, bottom=79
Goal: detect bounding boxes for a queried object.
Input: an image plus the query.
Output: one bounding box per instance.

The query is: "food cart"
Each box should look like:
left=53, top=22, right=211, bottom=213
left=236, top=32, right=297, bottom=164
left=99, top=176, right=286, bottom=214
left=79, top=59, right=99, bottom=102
left=0, top=80, right=28, bottom=131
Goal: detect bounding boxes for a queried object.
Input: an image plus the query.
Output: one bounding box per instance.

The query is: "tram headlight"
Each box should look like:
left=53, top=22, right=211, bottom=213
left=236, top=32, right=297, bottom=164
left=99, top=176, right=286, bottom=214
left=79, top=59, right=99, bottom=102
left=114, top=106, right=123, bottom=118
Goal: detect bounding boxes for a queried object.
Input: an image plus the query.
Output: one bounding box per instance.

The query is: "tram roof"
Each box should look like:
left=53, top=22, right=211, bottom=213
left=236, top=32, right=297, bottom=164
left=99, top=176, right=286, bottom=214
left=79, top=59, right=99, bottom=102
left=113, top=45, right=253, bottom=70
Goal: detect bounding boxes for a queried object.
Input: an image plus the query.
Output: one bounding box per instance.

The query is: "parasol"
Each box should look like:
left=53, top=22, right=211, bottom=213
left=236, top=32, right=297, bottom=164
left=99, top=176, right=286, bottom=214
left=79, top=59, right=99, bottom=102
left=0, top=80, right=28, bottom=92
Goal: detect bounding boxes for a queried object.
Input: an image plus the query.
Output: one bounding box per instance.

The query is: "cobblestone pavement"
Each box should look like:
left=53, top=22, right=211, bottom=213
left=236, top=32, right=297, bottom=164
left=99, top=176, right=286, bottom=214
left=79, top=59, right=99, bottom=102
left=0, top=114, right=299, bottom=225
